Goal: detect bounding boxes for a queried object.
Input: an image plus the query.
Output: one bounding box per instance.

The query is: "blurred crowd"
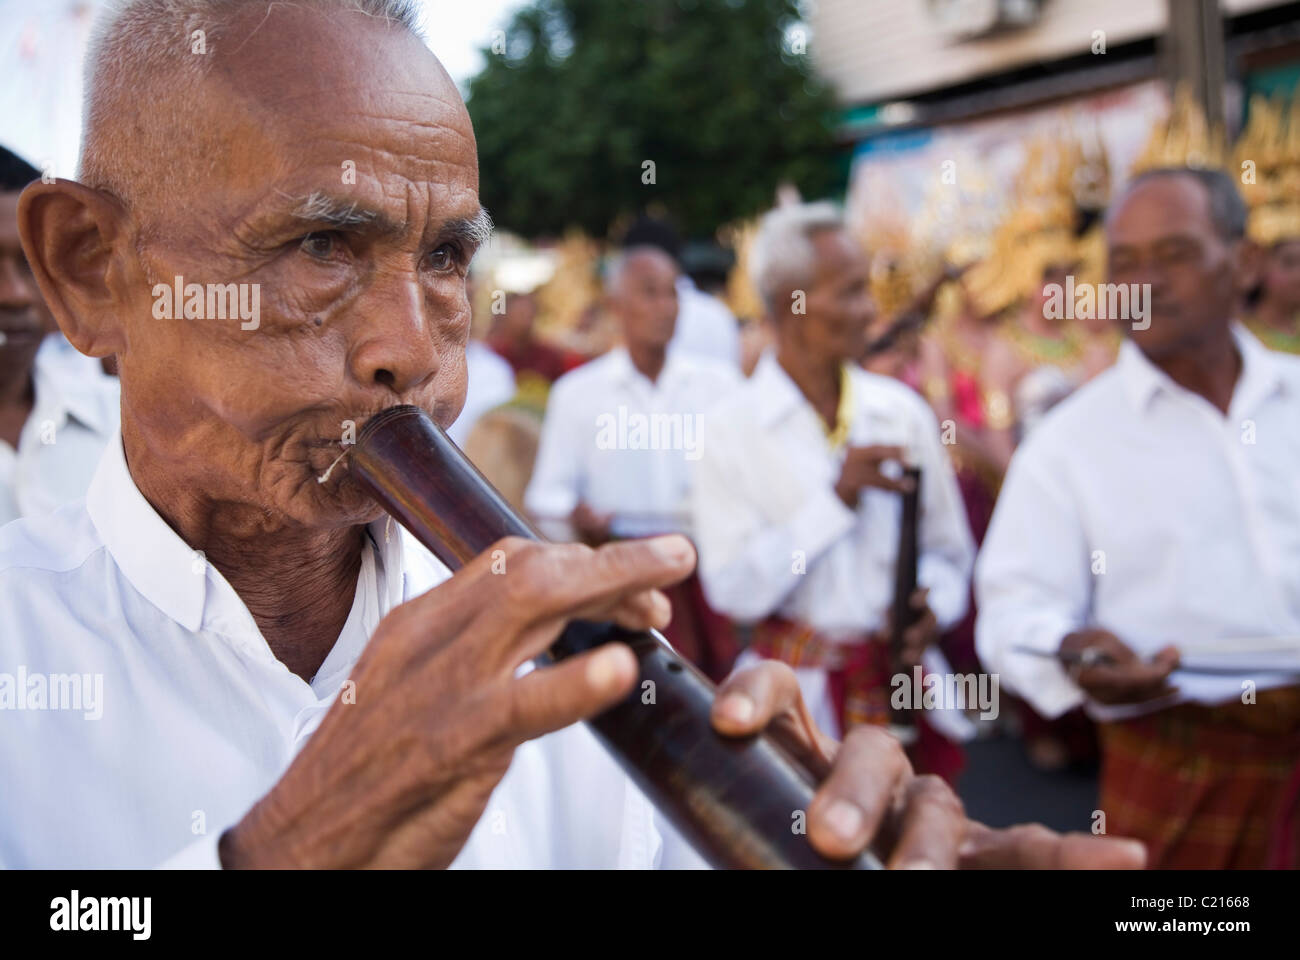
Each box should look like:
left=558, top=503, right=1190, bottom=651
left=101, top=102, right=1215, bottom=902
left=444, top=88, right=1300, bottom=869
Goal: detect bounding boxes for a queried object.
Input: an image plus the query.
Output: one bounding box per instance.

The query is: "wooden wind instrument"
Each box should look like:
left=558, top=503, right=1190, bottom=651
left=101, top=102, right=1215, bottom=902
left=350, top=404, right=881, bottom=870
left=888, top=466, right=922, bottom=741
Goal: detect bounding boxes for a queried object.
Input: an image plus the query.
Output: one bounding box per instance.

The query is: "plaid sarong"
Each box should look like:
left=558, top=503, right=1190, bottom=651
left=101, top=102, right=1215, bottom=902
left=749, top=617, right=965, bottom=784
left=1098, top=686, right=1300, bottom=869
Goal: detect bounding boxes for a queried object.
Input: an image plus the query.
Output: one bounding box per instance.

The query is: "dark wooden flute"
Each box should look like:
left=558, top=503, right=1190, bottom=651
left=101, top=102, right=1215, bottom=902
left=351, top=404, right=882, bottom=870
left=888, top=466, right=922, bottom=740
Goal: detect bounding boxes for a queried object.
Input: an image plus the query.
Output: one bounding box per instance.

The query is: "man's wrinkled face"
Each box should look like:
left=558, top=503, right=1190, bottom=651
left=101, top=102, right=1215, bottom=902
left=614, top=252, right=678, bottom=350
left=115, top=7, right=484, bottom=530
left=1107, top=175, right=1239, bottom=359
left=793, top=228, right=874, bottom=365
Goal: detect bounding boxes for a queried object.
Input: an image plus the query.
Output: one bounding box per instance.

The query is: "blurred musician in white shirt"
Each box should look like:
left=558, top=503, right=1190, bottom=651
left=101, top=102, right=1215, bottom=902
left=977, top=167, right=1300, bottom=868
left=691, top=203, right=975, bottom=779
left=526, top=247, right=739, bottom=676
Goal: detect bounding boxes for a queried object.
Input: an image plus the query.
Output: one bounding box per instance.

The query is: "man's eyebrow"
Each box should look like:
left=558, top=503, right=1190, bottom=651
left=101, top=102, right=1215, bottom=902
left=440, top=207, right=494, bottom=249
left=278, top=192, right=492, bottom=249
left=287, top=191, right=391, bottom=230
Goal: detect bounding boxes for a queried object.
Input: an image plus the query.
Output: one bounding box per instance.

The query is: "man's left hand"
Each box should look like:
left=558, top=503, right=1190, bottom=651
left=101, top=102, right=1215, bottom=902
left=711, top=660, right=1147, bottom=869
left=877, top=587, right=939, bottom=666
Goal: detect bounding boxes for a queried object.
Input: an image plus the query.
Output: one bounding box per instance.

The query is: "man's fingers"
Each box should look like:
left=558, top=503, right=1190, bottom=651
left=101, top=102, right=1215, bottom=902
left=1081, top=657, right=1178, bottom=701
left=711, top=660, right=805, bottom=737
left=474, top=536, right=696, bottom=669
left=504, top=642, right=639, bottom=742
left=884, top=775, right=966, bottom=869
left=855, top=444, right=905, bottom=462
left=609, top=588, right=673, bottom=633
left=868, top=474, right=913, bottom=494
left=958, top=821, right=1147, bottom=869
left=806, top=726, right=912, bottom=861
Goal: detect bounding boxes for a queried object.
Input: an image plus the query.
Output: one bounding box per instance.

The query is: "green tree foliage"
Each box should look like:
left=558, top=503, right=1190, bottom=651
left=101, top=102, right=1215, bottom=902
left=466, top=0, right=839, bottom=239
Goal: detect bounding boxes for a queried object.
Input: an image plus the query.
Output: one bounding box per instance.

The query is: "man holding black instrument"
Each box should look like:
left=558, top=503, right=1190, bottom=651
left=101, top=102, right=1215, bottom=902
left=1, top=0, right=1139, bottom=869
left=690, top=203, right=977, bottom=784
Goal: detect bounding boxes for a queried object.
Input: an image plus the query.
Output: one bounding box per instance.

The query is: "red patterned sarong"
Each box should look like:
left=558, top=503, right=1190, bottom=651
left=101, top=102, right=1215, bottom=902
left=660, top=573, right=740, bottom=685
left=1098, top=686, right=1300, bottom=869
left=749, top=617, right=965, bottom=785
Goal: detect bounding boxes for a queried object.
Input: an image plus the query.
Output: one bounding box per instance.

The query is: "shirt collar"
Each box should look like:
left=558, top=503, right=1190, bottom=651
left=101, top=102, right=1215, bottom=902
left=751, top=351, right=878, bottom=429
left=608, top=345, right=688, bottom=390
left=86, top=431, right=403, bottom=636
left=1119, top=323, right=1286, bottom=415
left=750, top=351, right=807, bottom=427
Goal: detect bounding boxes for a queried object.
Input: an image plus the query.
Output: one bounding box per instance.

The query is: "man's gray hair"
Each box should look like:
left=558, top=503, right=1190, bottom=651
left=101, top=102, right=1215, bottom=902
left=1110, top=166, right=1248, bottom=242
left=79, top=0, right=422, bottom=200
left=748, top=201, right=845, bottom=314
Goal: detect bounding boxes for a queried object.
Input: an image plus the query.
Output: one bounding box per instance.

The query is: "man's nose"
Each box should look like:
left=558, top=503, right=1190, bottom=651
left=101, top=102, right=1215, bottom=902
left=347, top=281, right=441, bottom=394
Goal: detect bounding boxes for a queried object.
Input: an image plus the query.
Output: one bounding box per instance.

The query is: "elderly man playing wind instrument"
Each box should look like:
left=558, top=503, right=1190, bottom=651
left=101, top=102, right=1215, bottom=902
left=0, top=0, right=1138, bottom=870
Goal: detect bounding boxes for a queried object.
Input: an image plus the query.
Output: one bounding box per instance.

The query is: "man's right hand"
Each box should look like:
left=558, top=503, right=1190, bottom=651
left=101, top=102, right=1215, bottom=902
left=1059, top=629, right=1179, bottom=705
left=833, top=444, right=914, bottom=507
left=219, top=534, right=695, bottom=868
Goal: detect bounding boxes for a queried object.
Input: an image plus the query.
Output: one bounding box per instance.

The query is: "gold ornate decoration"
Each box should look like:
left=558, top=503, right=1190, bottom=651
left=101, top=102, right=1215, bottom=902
left=1234, top=91, right=1300, bottom=248
left=534, top=230, right=602, bottom=337
left=1131, top=85, right=1229, bottom=175
left=722, top=219, right=764, bottom=321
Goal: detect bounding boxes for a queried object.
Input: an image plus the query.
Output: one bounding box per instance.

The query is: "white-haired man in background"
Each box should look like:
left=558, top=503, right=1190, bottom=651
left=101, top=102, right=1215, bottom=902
left=691, top=203, right=977, bottom=781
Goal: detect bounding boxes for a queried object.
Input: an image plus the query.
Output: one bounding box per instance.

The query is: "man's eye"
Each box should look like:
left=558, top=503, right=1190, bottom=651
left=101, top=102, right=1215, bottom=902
left=427, top=243, right=459, bottom=273
left=299, top=232, right=342, bottom=260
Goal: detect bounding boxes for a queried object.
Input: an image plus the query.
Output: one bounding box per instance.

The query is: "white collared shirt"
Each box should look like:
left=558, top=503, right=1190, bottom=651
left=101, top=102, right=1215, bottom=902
left=690, top=353, right=975, bottom=739
left=525, top=347, right=739, bottom=539
left=0, top=334, right=118, bottom=526
left=669, top=275, right=741, bottom=369
left=0, top=433, right=708, bottom=869
left=975, top=326, right=1300, bottom=721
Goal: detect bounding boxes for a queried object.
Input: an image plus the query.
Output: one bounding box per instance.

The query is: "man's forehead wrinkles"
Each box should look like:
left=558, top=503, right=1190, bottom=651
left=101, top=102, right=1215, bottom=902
left=227, top=80, right=470, bottom=133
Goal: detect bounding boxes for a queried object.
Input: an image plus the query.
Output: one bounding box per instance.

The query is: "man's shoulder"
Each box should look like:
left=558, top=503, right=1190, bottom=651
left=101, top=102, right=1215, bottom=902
left=548, top=351, right=619, bottom=398
left=851, top=367, right=935, bottom=422
left=1038, top=365, right=1126, bottom=431
left=0, top=501, right=103, bottom=580
left=670, top=353, right=742, bottom=390
left=0, top=504, right=108, bottom=644
left=1012, top=366, right=1128, bottom=468
left=703, top=370, right=764, bottom=423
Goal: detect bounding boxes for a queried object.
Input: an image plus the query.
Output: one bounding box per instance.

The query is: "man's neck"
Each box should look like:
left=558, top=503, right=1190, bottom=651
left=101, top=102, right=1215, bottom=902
left=627, top=341, right=667, bottom=383
left=1148, top=324, right=1242, bottom=416
left=123, top=426, right=367, bottom=682
left=777, top=347, right=841, bottom=426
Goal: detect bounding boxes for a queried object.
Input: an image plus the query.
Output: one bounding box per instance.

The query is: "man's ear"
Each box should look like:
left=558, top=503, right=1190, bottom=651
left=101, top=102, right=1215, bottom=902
left=17, top=179, right=132, bottom=359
